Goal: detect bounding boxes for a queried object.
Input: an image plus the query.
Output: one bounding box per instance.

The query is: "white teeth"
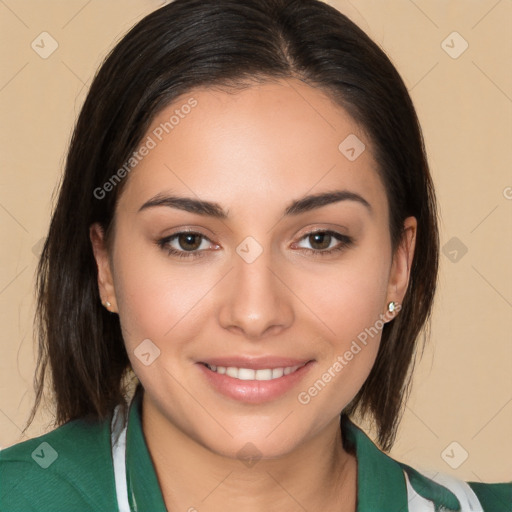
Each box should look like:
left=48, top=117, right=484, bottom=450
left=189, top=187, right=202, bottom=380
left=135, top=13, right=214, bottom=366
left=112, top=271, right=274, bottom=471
left=226, top=367, right=238, bottom=378
left=255, top=369, right=273, bottom=381
left=272, top=368, right=284, bottom=379
left=206, top=364, right=303, bottom=380
left=238, top=368, right=255, bottom=380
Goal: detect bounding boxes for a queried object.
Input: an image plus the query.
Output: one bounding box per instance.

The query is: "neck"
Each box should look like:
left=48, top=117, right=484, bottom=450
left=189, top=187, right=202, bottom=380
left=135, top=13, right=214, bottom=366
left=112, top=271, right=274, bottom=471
left=141, top=394, right=357, bottom=512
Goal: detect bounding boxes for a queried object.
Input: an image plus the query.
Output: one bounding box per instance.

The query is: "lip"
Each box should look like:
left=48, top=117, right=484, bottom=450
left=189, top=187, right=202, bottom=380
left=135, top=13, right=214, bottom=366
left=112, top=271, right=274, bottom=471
left=196, top=358, right=315, bottom=404
left=199, top=356, right=312, bottom=370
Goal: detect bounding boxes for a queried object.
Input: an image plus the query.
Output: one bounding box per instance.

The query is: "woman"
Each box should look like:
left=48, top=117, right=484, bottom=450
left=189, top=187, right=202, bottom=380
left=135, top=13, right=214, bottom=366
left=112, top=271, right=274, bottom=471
left=0, top=0, right=509, bottom=510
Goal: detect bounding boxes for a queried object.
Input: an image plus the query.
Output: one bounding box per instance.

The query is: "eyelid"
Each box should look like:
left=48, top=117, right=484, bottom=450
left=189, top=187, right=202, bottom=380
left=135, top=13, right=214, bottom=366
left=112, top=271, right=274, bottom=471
left=157, top=227, right=353, bottom=259
left=156, top=230, right=218, bottom=257
left=178, top=231, right=214, bottom=244
left=292, top=229, right=353, bottom=251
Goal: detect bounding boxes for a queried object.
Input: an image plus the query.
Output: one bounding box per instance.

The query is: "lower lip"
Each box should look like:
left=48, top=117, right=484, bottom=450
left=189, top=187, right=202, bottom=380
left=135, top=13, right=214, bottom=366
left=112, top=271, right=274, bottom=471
left=196, top=361, right=315, bottom=404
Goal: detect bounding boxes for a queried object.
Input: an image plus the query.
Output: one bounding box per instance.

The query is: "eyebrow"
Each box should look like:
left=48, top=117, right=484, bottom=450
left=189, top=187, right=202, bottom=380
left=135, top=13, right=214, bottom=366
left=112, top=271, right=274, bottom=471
left=138, top=189, right=372, bottom=218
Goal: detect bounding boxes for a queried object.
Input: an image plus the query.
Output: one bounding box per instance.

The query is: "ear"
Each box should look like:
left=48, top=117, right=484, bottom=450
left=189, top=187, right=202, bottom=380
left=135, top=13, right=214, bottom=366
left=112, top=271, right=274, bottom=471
left=89, top=223, right=117, bottom=313
left=387, top=216, right=417, bottom=307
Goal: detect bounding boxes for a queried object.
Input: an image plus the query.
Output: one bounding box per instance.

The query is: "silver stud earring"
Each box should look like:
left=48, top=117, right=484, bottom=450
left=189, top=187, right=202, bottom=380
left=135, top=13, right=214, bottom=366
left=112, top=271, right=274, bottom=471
left=387, top=301, right=397, bottom=313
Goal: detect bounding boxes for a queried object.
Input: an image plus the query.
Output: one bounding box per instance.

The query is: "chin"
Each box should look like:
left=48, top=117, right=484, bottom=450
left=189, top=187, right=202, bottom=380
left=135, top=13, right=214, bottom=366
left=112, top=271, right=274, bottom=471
left=202, top=433, right=301, bottom=463
left=191, top=414, right=318, bottom=462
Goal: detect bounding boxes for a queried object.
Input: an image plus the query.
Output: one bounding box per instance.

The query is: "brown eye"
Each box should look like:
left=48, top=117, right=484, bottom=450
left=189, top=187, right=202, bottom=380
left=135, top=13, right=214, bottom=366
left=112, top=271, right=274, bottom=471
left=177, top=233, right=203, bottom=251
left=157, top=231, right=216, bottom=259
left=308, top=232, right=333, bottom=251
left=294, top=230, right=354, bottom=257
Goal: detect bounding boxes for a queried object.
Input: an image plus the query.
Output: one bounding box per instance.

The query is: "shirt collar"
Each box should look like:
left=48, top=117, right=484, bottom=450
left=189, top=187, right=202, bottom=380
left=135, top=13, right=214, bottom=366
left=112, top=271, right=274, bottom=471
left=341, top=415, right=461, bottom=511
left=125, top=386, right=461, bottom=512
left=341, top=414, right=410, bottom=511
left=125, top=386, right=167, bottom=511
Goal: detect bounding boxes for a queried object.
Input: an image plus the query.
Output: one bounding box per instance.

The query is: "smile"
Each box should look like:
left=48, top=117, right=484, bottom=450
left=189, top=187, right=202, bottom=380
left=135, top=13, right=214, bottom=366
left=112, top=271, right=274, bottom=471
left=204, top=363, right=307, bottom=381
left=197, top=359, right=315, bottom=403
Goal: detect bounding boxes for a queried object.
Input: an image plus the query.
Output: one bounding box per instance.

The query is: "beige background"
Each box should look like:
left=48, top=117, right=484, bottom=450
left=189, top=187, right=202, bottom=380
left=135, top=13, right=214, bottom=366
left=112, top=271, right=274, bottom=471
left=0, top=0, right=510, bottom=484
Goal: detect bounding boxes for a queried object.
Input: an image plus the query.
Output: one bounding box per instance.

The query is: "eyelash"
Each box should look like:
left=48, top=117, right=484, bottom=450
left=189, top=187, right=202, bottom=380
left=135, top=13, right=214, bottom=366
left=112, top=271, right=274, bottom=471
left=157, top=229, right=353, bottom=259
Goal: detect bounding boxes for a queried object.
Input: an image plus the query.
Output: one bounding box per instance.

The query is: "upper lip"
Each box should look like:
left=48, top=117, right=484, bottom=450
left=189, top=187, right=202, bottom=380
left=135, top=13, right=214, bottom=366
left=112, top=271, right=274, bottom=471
left=199, top=356, right=313, bottom=370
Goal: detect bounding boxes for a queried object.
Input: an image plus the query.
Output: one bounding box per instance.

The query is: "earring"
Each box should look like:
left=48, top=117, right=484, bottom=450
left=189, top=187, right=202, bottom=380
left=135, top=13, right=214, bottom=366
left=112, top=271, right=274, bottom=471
left=387, top=301, right=398, bottom=313
left=104, top=300, right=112, bottom=309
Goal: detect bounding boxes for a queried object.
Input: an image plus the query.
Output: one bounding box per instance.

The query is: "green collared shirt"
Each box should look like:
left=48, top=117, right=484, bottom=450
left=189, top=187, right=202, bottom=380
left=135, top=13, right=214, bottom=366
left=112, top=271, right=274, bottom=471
left=1, top=388, right=510, bottom=511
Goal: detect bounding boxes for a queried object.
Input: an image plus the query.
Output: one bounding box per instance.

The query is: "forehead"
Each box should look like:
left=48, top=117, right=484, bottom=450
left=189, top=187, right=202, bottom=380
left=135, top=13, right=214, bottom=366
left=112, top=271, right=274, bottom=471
left=118, top=78, right=387, bottom=217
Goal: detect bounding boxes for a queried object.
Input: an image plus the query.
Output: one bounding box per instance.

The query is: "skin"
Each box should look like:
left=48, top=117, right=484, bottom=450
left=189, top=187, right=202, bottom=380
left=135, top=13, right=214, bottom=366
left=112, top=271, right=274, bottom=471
left=90, top=78, right=416, bottom=512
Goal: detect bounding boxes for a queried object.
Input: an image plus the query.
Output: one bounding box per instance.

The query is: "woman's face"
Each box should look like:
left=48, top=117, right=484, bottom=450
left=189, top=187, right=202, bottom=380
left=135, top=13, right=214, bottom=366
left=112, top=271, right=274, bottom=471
left=91, top=78, right=415, bottom=458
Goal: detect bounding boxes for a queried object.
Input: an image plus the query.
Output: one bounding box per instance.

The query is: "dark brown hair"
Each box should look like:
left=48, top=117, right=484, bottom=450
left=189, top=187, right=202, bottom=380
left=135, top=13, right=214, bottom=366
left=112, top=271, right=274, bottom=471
left=28, top=0, right=438, bottom=451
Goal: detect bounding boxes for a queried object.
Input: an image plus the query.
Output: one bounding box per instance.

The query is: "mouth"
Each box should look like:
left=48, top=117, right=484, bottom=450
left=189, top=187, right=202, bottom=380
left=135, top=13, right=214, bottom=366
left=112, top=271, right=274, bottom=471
left=196, top=357, right=315, bottom=403
left=202, top=362, right=308, bottom=381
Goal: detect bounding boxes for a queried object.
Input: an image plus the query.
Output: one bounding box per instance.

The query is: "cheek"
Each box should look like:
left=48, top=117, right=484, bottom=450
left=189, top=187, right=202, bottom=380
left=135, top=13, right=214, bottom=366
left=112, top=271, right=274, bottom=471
left=306, top=243, right=391, bottom=341
left=111, top=240, right=219, bottom=351
left=109, top=235, right=165, bottom=335
left=295, top=239, right=391, bottom=406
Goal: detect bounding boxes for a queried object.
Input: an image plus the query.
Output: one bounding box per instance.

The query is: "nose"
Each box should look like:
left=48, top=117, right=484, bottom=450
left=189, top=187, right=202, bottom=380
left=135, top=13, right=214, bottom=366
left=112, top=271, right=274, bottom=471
left=218, top=248, right=294, bottom=340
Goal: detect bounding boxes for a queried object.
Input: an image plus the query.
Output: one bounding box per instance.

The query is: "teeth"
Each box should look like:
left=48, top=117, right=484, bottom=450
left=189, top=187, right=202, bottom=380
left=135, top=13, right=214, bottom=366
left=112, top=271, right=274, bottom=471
left=272, top=368, right=284, bottom=379
left=256, top=369, right=273, bottom=380
left=226, top=367, right=238, bottom=378
left=238, top=368, right=255, bottom=380
left=206, top=363, right=303, bottom=380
